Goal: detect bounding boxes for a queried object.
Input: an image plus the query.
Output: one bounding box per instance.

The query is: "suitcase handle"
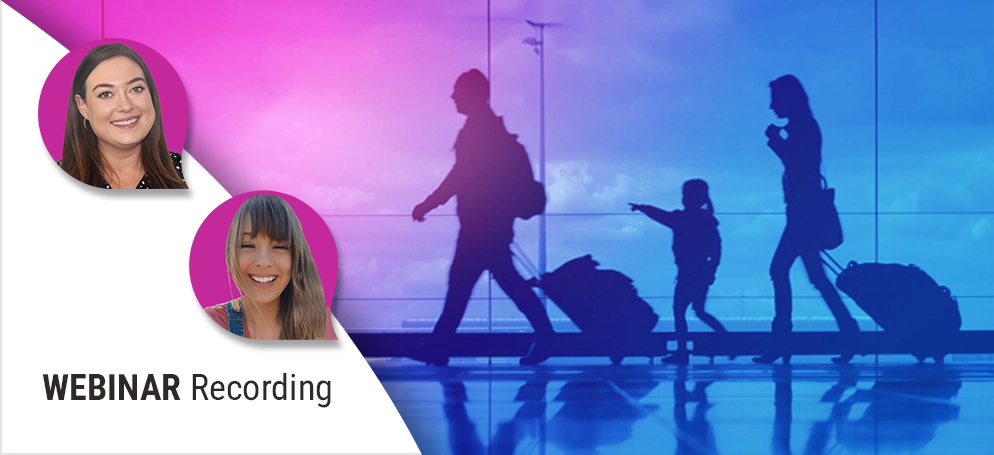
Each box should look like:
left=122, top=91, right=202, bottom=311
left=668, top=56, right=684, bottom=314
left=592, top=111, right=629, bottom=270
left=820, top=250, right=847, bottom=277
left=511, top=242, right=541, bottom=279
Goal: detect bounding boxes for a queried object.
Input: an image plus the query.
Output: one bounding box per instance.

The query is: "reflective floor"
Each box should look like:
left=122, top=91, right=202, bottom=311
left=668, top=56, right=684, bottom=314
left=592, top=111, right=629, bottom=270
left=372, top=356, right=994, bottom=455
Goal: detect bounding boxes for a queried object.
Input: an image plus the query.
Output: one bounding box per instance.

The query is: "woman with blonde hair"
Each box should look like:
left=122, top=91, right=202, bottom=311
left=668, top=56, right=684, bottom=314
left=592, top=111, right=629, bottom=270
left=205, top=195, right=335, bottom=340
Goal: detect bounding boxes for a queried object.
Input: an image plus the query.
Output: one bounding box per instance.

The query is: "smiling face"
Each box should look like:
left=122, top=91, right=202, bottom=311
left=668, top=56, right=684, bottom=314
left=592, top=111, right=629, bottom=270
left=74, top=56, right=155, bottom=156
left=234, top=216, right=292, bottom=308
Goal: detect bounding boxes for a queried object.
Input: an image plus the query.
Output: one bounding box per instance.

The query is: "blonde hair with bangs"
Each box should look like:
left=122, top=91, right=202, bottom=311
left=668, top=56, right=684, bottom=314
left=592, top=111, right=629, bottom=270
left=225, top=195, right=326, bottom=340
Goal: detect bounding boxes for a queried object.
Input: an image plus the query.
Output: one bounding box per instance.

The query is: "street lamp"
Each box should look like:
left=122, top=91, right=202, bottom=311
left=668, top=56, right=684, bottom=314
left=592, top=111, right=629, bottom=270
left=523, top=20, right=561, bottom=280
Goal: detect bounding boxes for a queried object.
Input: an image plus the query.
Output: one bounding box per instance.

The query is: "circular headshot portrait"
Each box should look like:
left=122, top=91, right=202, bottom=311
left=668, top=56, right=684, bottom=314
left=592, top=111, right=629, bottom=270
left=190, top=192, right=339, bottom=340
left=38, top=39, right=189, bottom=189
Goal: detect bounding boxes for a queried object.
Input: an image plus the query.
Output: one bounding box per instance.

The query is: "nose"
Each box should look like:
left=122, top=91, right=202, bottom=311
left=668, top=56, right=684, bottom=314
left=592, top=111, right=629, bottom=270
left=117, top=93, right=135, bottom=112
left=254, top=248, right=274, bottom=267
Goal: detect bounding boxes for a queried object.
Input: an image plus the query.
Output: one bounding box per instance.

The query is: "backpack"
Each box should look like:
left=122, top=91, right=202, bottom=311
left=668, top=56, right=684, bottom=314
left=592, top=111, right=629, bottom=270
left=504, top=133, right=546, bottom=220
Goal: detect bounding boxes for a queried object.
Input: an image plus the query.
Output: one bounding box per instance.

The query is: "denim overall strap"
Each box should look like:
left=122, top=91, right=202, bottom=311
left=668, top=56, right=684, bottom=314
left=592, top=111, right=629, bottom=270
left=226, top=301, right=245, bottom=337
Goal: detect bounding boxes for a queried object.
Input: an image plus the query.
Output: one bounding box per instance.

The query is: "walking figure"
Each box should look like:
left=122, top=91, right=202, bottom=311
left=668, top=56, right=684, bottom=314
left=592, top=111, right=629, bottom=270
left=411, top=69, right=555, bottom=366
left=630, top=179, right=728, bottom=364
left=753, top=75, right=860, bottom=364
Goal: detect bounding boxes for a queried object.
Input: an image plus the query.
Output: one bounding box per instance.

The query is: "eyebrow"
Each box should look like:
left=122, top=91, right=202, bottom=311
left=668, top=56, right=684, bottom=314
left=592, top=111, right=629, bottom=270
left=91, top=77, right=146, bottom=92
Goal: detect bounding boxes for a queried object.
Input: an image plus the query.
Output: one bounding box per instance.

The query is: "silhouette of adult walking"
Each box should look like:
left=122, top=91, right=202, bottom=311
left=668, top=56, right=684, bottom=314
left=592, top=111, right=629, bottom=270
left=753, top=75, right=860, bottom=365
left=412, top=69, right=554, bottom=366
left=631, top=179, right=728, bottom=365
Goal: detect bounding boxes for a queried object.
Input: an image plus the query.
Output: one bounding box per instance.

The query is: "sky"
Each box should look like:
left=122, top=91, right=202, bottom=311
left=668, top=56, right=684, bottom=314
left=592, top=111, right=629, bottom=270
left=9, top=0, right=993, bottom=332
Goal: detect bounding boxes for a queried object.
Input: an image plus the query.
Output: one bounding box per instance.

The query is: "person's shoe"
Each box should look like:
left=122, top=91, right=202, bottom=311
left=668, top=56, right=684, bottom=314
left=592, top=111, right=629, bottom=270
left=830, top=337, right=860, bottom=364
left=830, top=352, right=855, bottom=365
left=519, top=341, right=551, bottom=366
left=752, top=350, right=791, bottom=365
left=661, top=351, right=690, bottom=365
left=754, top=332, right=791, bottom=364
left=406, top=343, right=449, bottom=366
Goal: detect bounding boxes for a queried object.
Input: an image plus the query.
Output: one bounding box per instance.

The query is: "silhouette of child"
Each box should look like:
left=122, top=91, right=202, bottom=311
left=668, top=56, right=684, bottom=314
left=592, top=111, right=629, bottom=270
left=630, top=179, right=728, bottom=364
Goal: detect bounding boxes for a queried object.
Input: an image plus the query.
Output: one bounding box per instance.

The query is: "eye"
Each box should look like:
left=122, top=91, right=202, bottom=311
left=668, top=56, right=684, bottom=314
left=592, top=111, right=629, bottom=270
left=97, top=91, right=112, bottom=99
left=274, top=244, right=290, bottom=250
left=131, top=85, right=146, bottom=94
left=240, top=242, right=255, bottom=249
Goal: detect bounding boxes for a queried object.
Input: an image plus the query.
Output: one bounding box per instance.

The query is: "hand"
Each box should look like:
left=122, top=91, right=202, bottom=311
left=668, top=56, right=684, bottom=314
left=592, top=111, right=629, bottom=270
left=765, top=124, right=782, bottom=140
left=629, top=203, right=644, bottom=212
left=412, top=202, right=432, bottom=222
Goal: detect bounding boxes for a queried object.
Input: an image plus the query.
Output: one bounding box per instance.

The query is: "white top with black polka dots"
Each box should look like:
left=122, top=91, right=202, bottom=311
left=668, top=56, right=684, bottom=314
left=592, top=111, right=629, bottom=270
left=58, top=152, right=185, bottom=189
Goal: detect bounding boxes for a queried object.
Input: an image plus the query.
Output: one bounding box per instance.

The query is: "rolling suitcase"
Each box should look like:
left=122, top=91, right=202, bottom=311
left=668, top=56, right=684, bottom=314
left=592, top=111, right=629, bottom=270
left=531, top=254, right=659, bottom=364
left=823, top=253, right=961, bottom=362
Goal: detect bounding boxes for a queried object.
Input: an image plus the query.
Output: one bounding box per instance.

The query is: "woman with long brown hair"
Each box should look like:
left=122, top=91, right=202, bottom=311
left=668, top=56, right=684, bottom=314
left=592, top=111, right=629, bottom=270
left=205, top=195, right=335, bottom=340
left=61, top=43, right=186, bottom=189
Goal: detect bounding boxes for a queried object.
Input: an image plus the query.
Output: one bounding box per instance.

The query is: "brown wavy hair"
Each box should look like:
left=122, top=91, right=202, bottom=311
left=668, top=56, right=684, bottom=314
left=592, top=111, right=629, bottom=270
left=61, top=43, right=187, bottom=189
left=226, top=195, right=327, bottom=340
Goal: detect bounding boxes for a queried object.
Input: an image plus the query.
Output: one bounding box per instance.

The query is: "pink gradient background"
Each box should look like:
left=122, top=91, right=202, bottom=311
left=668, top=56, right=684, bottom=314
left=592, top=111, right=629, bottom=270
left=38, top=38, right=189, bottom=160
left=11, top=0, right=507, bottom=214
left=188, top=191, right=339, bottom=309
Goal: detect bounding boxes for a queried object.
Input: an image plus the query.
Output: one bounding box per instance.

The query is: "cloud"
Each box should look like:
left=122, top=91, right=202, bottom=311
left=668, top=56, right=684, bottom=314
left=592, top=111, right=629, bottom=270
left=547, top=160, right=645, bottom=212
left=253, top=169, right=378, bottom=213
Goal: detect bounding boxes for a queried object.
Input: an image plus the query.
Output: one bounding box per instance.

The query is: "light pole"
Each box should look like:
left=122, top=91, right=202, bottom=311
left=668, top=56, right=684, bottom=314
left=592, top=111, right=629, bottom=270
left=523, top=20, right=560, bottom=280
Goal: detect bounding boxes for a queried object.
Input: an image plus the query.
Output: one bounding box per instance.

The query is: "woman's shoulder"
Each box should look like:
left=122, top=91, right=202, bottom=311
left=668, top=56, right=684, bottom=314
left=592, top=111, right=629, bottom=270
left=787, top=115, right=821, bottom=136
left=204, top=302, right=232, bottom=329
left=169, top=152, right=184, bottom=176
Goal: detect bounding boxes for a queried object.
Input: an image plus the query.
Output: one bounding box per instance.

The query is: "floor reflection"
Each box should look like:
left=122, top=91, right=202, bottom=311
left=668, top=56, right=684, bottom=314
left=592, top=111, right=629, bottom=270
left=808, top=366, right=962, bottom=454
left=373, top=359, right=993, bottom=454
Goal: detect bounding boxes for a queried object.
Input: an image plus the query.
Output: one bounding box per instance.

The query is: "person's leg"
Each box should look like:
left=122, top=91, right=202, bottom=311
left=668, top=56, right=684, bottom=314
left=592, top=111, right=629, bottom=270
left=663, top=280, right=693, bottom=364
left=755, top=226, right=800, bottom=364
left=801, top=250, right=859, bottom=363
left=489, top=248, right=554, bottom=335
left=412, top=236, right=487, bottom=366
left=433, top=242, right=487, bottom=336
left=800, top=250, right=857, bottom=332
left=690, top=281, right=727, bottom=333
left=769, top=227, right=800, bottom=335
left=489, top=246, right=555, bottom=365
left=672, top=280, right=693, bottom=352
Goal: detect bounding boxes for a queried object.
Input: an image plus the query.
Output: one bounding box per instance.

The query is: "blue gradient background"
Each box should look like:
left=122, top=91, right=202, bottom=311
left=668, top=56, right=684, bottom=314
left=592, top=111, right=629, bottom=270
left=9, top=0, right=991, bottom=333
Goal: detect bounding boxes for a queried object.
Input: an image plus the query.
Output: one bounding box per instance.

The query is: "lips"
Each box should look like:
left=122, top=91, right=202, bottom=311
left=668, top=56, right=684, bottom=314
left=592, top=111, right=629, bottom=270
left=250, top=275, right=277, bottom=284
left=110, top=116, right=140, bottom=128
